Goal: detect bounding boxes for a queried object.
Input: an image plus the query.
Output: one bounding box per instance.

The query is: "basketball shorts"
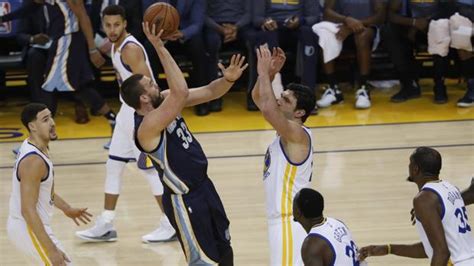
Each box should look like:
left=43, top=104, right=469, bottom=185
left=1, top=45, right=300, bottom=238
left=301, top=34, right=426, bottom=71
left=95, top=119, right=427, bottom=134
left=267, top=217, right=306, bottom=266
left=109, top=103, right=153, bottom=170
left=7, top=216, right=71, bottom=265
left=42, top=31, right=94, bottom=92
left=163, top=178, right=231, bottom=265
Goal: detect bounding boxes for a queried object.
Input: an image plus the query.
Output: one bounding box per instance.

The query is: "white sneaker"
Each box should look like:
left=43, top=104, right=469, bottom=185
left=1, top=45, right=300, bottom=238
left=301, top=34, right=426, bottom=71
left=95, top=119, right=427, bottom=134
left=142, top=216, right=177, bottom=243
left=75, top=215, right=117, bottom=242
left=316, top=86, right=343, bottom=108
left=355, top=87, right=371, bottom=109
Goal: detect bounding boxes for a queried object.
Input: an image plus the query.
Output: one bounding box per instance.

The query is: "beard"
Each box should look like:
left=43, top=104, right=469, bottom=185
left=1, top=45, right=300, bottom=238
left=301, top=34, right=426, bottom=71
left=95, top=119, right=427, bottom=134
left=151, top=93, right=164, bottom=109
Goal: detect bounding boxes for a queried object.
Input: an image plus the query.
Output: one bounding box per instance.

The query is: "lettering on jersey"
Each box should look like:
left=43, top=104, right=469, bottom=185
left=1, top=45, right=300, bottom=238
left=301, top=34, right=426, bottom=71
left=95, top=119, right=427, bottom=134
left=334, top=226, right=348, bottom=243
left=263, top=148, right=271, bottom=180
left=167, top=119, right=178, bottom=134
left=447, top=190, right=462, bottom=205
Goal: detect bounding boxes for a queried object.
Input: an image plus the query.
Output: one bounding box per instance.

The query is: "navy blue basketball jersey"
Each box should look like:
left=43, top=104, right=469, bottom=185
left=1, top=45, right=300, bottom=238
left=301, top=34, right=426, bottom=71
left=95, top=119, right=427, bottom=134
left=336, top=0, right=378, bottom=20
left=408, top=0, right=438, bottom=18
left=134, top=113, right=208, bottom=194
left=44, top=0, right=79, bottom=40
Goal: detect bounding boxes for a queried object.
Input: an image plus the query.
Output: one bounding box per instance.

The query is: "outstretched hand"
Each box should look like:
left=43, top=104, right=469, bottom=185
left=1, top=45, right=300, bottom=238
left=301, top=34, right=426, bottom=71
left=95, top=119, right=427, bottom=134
left=63, top=207, right=92, bottom=226
left=269, top=47, right=286, bottom=77
left=218, top=54, right=248, bottom=83
left=358, top=245, right=389, bottom=261
left=256, top=45, right=273, bottom=76
left=142, top=22, right=164, bottom=47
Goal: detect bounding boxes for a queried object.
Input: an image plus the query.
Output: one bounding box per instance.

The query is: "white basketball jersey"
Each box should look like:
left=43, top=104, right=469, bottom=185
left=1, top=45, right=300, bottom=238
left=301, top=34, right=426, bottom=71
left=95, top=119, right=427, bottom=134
left=415, top=180, right=474, bottom=265
left=309, top=217, right=367, bottom=266
left=9, top=140, right=55, bottom=226
left=111, top=34, right=155, bottom=103
left=263, top=127, right=313, bottom=219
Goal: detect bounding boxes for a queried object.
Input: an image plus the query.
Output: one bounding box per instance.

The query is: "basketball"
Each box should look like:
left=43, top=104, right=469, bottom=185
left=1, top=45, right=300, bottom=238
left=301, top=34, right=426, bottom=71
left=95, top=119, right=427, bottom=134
left=143, top=2, right=180, bottom=39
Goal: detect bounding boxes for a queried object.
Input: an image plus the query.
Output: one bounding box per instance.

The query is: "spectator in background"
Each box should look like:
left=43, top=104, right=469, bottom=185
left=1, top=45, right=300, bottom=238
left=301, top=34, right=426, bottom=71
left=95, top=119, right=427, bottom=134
left=252, top=0, right=320, bottom=108
left=317, top=0, right=387, bottom=110
left=454, top=0, right=474, bottom=107
left=383, top=0, right=472, bottom=105
left=204, top=0, right=253, bottom=112
left=155, top=0, right=211, bottom=116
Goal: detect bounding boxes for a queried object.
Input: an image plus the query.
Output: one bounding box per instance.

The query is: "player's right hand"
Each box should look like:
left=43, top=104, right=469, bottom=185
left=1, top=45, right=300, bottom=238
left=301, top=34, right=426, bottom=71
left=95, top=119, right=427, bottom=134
left=142, top=22, right=164, bottom=48
left=344, top=16, right=365, bottom=33
left=89, top=51, right=105, bottom=68
left=358, top=245, right=389, bottom=261
left=256, top=45, right=273, bottom=76
left=48, top=248, right=70, bottom=266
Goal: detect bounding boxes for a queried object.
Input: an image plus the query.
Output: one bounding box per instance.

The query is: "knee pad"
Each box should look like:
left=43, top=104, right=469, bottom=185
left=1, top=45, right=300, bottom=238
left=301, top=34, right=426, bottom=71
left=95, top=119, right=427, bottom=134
left=142, top=168, right=163, bottom=196
left=104, top=159, right=126, bottom=194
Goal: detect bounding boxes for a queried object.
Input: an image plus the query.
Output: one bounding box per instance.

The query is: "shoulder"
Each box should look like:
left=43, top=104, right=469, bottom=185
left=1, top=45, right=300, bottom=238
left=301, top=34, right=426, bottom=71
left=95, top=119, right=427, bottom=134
left=18, top=153, right=48, bottom=181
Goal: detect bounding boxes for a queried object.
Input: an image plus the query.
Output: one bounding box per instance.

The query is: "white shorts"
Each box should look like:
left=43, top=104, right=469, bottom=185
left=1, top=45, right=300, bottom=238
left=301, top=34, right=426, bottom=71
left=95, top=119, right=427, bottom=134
left=109, top=104, right=152, bottom=169
left=7, top=216, right=71, bottom=265
left=455, top=258, right=474, bottom=266
left=268, top=217, right=306, bottom=266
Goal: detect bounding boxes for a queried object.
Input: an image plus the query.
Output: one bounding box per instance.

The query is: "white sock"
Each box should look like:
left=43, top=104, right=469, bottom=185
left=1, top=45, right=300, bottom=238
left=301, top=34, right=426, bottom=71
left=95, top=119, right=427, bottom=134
left=102, top=210, right=116, bottom=223
left=160, top=215, right=172, bottom=228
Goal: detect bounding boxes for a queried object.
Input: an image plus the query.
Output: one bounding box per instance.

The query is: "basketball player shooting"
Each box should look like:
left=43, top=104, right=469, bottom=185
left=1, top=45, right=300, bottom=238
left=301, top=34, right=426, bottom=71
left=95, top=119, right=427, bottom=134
left=118, top=22, right=247, bottom=265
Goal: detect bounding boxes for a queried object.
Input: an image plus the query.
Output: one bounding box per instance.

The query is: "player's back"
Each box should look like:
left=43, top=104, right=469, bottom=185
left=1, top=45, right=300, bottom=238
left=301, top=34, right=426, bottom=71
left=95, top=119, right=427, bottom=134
left=263, top=126, right=313, bottom=219
left=309, top=217, right=367, bottom=266
left=9, top=140, right=55, bottom=226
left=134, top=114, right=208, bottom=195
left=416, top=180, right=474, bottom=265
left=44, top=0, right=79, bottom=40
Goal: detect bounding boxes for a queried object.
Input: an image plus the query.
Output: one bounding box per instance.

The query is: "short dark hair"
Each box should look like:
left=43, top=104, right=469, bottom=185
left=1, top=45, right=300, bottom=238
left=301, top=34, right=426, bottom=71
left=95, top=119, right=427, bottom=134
left=120, top=74, right=146, bottom=109
left=102, top=4, right=126, bottom=19
left=21, top=103, right=48, bottom=131
left=295, top=188, right=324, bottom=218
left=285, top=83, right=315, bottom=123
left=411, top=147, right=442, bottom=177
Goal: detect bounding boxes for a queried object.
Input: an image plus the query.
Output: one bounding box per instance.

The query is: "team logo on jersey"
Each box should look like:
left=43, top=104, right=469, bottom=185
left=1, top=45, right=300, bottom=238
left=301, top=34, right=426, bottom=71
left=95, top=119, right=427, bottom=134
left=263, top=148, right=271, bottom=180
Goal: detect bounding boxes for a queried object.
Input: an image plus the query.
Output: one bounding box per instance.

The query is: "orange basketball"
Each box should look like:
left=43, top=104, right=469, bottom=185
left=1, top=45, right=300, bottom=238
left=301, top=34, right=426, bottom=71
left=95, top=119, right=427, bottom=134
left=143, top=2, right=180, bottom=39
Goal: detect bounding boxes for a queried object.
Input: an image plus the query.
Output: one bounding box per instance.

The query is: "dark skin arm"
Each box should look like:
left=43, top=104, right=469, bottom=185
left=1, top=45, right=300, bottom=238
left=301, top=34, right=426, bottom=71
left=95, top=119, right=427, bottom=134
left=414, top=191, right=450, bottom=266
left=359, top=242, right=427, bottom=260
left=359, top=0, right=386, bottom=27
left=324, top=0, right=364, bottom=33
left=461, top=178, right=474, bottom=206
left=301, top=236, right=334, bottom=266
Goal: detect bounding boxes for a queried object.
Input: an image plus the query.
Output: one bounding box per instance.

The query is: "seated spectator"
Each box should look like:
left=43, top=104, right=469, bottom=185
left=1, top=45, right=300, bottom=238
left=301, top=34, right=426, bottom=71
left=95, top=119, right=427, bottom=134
left=204, top=0, right=254, bottom=111
left=382, top=0, right=472, bottom=105
left=454, top=0, right=474, bottom=107
left=317, top=0, right=386, bottom=109
left=252, top=0, right=320, bottom=109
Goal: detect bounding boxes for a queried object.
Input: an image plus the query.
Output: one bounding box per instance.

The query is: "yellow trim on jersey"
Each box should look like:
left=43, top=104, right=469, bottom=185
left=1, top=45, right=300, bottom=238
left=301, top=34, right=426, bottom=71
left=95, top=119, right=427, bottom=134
left=447, top=259, right=454, bottom=266
left=287, top=165, right=297, bottom=264
left=271, top=0, right=300, bottom=5
left=281, top=163, right=297, bottom=265
left=27, top=226, right=51, bottom=266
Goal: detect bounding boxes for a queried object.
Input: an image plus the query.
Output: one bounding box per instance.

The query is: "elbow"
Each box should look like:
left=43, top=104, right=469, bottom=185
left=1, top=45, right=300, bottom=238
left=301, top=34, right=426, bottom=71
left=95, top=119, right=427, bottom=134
left=21, top=206, right=35, bottom=220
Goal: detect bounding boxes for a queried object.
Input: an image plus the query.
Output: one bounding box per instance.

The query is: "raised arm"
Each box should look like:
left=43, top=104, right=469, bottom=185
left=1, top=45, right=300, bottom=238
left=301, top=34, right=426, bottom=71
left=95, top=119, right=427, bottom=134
left=178, top=54, right=247, bottom=107
left=255, top=46, right=309, bottom=144
left=301, top=236, right=333, bottom=266
left=19, top=155, right=69, bottom=265
left=67, top=0, right=105, bottom=68
left=137, top=23, right=189, bottom=151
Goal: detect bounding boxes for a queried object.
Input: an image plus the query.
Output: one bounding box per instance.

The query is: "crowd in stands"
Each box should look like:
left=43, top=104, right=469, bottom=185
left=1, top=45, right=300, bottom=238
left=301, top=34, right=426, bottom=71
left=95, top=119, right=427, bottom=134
left=1, top=0, right=473, bottom=122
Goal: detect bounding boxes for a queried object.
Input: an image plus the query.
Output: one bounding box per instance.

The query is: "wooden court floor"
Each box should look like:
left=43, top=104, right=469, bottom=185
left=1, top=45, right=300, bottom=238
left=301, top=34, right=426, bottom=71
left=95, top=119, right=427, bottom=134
left=0, top=120, right=473, bottom=265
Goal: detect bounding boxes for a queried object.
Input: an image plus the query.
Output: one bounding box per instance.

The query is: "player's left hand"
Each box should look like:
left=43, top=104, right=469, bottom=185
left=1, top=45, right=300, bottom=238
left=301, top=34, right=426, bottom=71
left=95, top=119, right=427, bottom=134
left=165, top=30, right=184, bottom=41
left=63, top=207, right=93, bottom=226
left=269, top=47, right=286, bottom=77
left=358, top=245, right=389, bottom=260
left=89, top=51, right=105, bottom=68
left=219, top=54, right=248, bottom=83
left=256, top=45, right=273, bottom=76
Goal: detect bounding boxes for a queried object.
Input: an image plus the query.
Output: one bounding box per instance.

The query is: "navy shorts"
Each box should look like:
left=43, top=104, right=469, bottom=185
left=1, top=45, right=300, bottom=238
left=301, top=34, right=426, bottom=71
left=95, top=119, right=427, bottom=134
left=42, top=31, right=94, bottom=92
left=163, top=178, right=231, bottom=265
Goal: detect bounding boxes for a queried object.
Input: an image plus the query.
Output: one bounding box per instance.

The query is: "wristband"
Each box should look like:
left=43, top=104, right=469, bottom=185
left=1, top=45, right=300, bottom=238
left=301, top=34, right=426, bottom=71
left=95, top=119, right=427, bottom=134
left=224, top=77, right=236, bottom=83
left=387, top=244, right=392, bottom=254
left=89, top=48, right=99, bottom=54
